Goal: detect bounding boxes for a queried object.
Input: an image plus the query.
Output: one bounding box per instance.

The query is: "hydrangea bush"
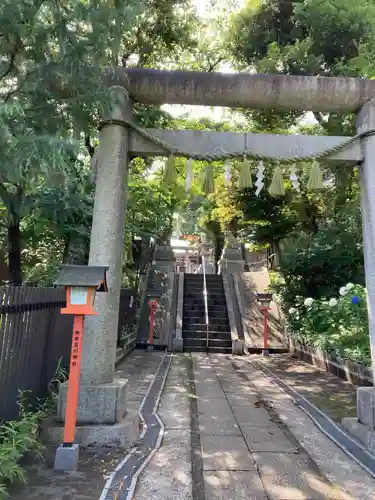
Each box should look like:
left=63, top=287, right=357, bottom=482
left=286, top=283, right=371, bottom=365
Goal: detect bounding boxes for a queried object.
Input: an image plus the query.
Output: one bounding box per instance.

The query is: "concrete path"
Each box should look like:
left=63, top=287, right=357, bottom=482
left=132, top=352, right=375, bottom=500
left=132, top=353, right=192, bottom=500
left=254, top=354, right=357, bottom=423
left=8, top=350, right=165, bottom=500
left=9, top=350, right=375, bottom=499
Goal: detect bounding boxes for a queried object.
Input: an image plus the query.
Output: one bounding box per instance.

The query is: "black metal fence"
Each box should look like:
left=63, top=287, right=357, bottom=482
left=117, top=289, right=137, bottom=347
left=0, top=287, right=136, bottom=422
left=0, top=287, right=72, bottom=422
left=0, top=286, right=137, bottom=423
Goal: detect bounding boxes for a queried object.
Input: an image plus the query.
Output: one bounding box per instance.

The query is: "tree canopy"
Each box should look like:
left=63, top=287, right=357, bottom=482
left=0, top=0, right=199, bottom=284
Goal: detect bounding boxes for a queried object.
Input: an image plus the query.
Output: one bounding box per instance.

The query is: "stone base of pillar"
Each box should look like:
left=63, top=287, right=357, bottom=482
left=232, top=339, right=244, bottom=355
left=44, top=378, right=140, bottom=447
left=173, top=337, right=184, bottom=352
left=153, top=244, right=176, bottom=269
left=341, top=387, right=375, bottom=453
left=218, top=244, right=245, bottom=274
left=342, top=418, right=375, bottom=453
left=356, top=387, right=375, bottom=427
left=219, top=258, right=245, bottom=273
left=57, top=378, right=128, bottom=425
left=42, top=410, right=140, bottom=447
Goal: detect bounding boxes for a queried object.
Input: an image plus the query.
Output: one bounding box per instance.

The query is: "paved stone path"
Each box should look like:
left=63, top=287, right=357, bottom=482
left=254, top=354, right=357, bottom=423
left=132, top=353, right=375, bottom=500
left=8, top=350, right=165, bottom=500
left=8, top=350, right=375, bottom=499
left=131, top=352, right=192, bottom=500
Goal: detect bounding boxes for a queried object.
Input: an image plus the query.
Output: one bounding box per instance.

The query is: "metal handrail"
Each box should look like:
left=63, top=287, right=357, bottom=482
left=202, top=254, right=210, bottom=352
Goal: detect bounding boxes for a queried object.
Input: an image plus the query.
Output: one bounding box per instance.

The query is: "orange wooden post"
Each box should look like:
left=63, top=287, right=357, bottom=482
left=261, top=306, right=270, bottom=352
left=256, top=292, right=273, bottom=357
left=53, top=264, right=109, bottom=471
left=63, top=315, right=85, bottom=446
left=148, top=299, right=158, bottom=348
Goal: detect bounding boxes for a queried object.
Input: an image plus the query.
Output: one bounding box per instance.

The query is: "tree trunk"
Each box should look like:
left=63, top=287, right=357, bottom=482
left=8, top=220, right=22, bottom=285
left=62, top=234, right=70, bottom=263
left=63, top=234, right=88, bottom=264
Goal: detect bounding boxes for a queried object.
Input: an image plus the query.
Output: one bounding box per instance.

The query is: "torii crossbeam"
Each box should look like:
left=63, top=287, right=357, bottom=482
left=104, top=67, right=375, bottom=112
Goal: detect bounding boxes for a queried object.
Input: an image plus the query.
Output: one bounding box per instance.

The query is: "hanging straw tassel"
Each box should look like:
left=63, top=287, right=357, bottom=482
left=163, top=154, right=176, bottom=184
left=202, top=164, right=215, bottom=194
left=185, top=158, right=193, bottom=191
left=174, top=217, right=183, bottom=239
left=268, top=163, right=285, bottom=196
left=238, top=156, right=253, bottom=188
left=307, top=160, right=324, bottom=190
left=289, top=163, right=301, bottom=192
left=224, top=160, right=231, bottom=187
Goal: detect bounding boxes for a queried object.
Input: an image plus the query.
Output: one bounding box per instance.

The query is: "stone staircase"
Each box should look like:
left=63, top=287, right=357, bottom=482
left=182, top=274, right=232, bottom=353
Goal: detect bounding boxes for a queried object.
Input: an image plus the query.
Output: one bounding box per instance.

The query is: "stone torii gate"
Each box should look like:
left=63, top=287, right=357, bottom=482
left=56, top=68, right=375, bottom=449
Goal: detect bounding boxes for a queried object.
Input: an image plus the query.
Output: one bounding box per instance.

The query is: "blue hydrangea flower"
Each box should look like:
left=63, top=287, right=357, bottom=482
left=352, top=295, right=360, bottom=305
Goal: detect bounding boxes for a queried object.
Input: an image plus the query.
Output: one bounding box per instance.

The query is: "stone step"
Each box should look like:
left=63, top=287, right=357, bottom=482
left=184, top=291, right=226, bottom=297
left=189, top=294, right=225, bottom=299
left=185, top=278, right=222, bottom=282
left=184, top=289, right=225, bottom=295
left=184, top=300, right=227, bottom=307
left=183, top=300, right=206, bottom=305
left=185, top=281, right=223, bottom=287
left=183, top=345, right=232, bottom=354
left=184, top=275, right=223, bottom=283
left=185, top=274, right=221, bottom=280
left=184, top=303, right=228, bottom=311
left=183, top=338, right=232, bottom=348
left=182, top=323, right=207, bottom=330
left=183, top=310, right=229, bottom=318
left=183, top=317, right=230, bottom=326
left=184, top=280, right=223, bottom=285
left=183, top=323, right=231, bottom=332
left=182, top=322, right=230, bottom=332
left=182, top=314, right=205, bottom=320
left=181, top=330, right=231, bottom=340
left=208, top=304, right=229, bottom=310
left=185, top=280, right=224, bottom=285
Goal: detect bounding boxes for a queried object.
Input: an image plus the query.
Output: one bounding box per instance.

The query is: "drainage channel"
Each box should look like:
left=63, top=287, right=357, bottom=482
left=249, top=358, right=375, bottom=480
left=99, top=352, right=172, bottom=500
left=187, top=354, right=205, bottom=500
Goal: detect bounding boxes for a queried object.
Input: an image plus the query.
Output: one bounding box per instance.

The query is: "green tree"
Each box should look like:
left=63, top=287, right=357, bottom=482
left=121, top=0, right=197, bottom=68
left=228, top=0, right=375, bottom=130
left=177, top=0, right=238, bottom=72
left=0, top=0, right=199, bottom=284
left=0, top=0, right=140, bottom=282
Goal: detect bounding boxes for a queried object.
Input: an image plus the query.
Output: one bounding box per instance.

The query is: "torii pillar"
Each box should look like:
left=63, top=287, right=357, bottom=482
left=343, top=99, right=375, bottom=448
left=55, top=87, right=139, bottom=446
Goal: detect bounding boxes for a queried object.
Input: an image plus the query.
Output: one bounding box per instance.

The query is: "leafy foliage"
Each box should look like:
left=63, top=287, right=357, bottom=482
left=228, top=0, right=375, bottom=130
left=0, top=392, right=52, bottom=498
left=0, top=0, right=199, bottom=283
left=275, top=201, right=364, bottom=308
left=285, top=285, right=370, bottom=365
left=121, top=0, right=198, bottom=68
left=229, top=0, right=375, bottom=77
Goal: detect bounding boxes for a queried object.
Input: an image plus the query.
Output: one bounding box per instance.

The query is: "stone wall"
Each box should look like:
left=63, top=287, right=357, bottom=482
left=136, top=265, right=177, bottom=348
left=232, top=271, right=285, bottom=349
